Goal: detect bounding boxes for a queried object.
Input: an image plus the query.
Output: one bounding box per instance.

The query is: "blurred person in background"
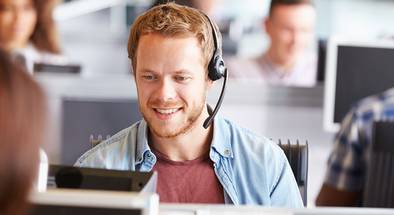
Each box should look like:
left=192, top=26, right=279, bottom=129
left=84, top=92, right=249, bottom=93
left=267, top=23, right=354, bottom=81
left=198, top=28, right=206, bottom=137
left=0, top=50, right=46, bottom=214
left=151, top=0, right=242, bottom=55
left=0, top=0, right=63, bottom=72
left=316, top=87, right=394, bottom=206
left=228, top=0, right=317, bottom=87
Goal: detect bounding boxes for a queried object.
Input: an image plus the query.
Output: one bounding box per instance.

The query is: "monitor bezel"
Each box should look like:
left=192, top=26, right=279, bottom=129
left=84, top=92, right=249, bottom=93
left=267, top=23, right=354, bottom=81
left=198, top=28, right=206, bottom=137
left=48, top=164, right=157, bottom=192
left=323, top=37, right=394, bottom=132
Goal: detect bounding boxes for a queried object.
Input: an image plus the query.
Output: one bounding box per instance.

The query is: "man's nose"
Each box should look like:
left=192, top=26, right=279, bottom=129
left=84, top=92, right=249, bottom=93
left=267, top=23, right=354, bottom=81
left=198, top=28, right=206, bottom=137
left=291, top=30, right=306, bottom=47
left=13, top=9, right=24, bottom=25
left=156, top=78, right=177, bottom=102
left=289, top=30, right=297, bottom=45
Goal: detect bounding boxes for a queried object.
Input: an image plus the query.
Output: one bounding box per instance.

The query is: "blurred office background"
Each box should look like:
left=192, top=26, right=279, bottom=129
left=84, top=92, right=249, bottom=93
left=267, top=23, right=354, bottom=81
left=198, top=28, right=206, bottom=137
left=36, top=0, right=394, bottom=207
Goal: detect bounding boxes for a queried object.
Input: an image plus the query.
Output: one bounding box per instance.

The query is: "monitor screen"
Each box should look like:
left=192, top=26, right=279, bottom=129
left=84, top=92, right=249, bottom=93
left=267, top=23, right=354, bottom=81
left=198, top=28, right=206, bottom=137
left=47, top=165, right=157, bottom=193
left=29, top=189, right=158, bottom=215
left=61, top=98, right=141, bottom=165
left=323, top=39, right=394, bottom=132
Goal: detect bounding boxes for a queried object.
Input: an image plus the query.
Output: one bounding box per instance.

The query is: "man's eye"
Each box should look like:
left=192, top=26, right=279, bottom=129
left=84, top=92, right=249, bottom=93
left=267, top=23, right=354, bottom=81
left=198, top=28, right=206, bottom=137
left=142, top=75, right=155, bottom=80
left=175, top=76, right=190, bottom=82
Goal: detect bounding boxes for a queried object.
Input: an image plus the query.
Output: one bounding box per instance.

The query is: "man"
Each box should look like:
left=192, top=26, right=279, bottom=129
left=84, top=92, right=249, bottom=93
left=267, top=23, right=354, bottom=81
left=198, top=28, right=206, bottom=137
left=75, top=3, right=302, bottom=206
left=229, top=0, right=316, bottom=87
left=261, top=0, right=317, bottom=87
left=316, top=88, right=394, bottom=206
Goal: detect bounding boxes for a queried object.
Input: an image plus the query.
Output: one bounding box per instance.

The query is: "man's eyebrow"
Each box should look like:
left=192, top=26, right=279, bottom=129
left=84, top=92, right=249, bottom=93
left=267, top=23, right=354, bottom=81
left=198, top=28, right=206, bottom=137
left=174, top=70, right=193, bottom=75
left=139, top=69, right=155, bottom=74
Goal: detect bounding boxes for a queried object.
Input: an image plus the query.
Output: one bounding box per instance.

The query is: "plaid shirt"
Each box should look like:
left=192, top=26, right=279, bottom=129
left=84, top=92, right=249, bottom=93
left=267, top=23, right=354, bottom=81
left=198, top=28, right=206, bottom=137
left=325, top=87, right=394, bottom=191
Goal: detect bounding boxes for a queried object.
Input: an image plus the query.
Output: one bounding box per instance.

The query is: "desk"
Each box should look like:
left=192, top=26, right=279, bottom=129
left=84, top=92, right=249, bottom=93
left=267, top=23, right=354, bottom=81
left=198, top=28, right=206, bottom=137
left=160, top=204, right=394, bottom=215
left=30, top=189, right=158, bottom=215
left=29, top=190, right=394, bottom=215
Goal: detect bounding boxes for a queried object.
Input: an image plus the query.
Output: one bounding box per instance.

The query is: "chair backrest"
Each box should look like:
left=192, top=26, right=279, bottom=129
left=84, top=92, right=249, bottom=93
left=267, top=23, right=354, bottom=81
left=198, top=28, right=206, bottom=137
left=278, top=140, right=308, bottom=206
left=363, top=121, right=394, bottom=207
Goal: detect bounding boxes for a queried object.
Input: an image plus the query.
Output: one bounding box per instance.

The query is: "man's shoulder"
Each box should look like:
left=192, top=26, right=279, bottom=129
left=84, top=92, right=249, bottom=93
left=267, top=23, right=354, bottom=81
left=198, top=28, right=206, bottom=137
left=218, top=118, right=302, bottom=207
left=220, top=118, right=284, bottom=160
left=226, top=56, right=264, bottom=81
left=74, top=121, right=141, bottom=169
left=354, top=87, right=394, bottom=116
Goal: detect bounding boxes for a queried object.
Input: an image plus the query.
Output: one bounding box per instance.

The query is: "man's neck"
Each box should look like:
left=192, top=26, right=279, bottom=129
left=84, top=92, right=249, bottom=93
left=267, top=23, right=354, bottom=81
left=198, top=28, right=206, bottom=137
left=149, top=107, right=213, bottom=162
left=265, top=48, right=296, bottom=72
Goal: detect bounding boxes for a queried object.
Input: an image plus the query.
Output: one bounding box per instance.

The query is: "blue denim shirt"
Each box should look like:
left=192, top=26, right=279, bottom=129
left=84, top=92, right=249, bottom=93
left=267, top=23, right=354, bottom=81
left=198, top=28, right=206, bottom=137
left=75, top=116, right=303, bottom=207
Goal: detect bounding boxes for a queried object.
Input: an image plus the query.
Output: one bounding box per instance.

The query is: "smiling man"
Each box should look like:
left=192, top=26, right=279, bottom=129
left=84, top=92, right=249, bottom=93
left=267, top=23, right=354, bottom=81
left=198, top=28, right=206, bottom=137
left=75, top=3, right=302, bottom=207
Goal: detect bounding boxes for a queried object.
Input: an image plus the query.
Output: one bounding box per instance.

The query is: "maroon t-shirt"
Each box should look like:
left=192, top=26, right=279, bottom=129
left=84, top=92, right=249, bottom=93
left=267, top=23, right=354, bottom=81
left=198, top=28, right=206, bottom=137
left=151, top=148, right=225, bottom=203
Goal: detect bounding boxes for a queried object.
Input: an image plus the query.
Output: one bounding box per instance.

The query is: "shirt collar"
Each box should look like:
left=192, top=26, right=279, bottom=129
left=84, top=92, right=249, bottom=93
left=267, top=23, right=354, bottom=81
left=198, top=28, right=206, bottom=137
left=210, top=116, right=234, bottom=159
left=135, top=119, right=151, bottom=165
left=135, top=115, right=234, bottom=165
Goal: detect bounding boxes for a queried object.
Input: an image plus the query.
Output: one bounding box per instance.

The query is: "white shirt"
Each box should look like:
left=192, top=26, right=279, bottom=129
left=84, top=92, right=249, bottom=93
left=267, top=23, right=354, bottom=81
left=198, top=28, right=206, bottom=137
left=227, top=52, right=317, bottom=87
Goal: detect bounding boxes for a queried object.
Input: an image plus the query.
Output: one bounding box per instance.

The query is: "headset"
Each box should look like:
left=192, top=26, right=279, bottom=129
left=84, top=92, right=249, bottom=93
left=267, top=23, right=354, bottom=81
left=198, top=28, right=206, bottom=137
left=202, top=14, right=228, bottom=129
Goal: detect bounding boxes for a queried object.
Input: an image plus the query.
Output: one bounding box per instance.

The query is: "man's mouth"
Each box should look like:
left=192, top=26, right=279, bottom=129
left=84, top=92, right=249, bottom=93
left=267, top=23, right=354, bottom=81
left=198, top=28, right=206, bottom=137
left=154, top=108, right=181, bottom=115
left=152, top=107, right=182, bottom=120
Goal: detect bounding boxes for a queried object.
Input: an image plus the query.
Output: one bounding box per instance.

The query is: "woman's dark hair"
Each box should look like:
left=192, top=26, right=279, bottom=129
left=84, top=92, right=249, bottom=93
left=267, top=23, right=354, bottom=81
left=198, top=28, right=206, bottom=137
left=31, top=0, right=61, bottom=54
left=0, top=49, right=46, bottom=215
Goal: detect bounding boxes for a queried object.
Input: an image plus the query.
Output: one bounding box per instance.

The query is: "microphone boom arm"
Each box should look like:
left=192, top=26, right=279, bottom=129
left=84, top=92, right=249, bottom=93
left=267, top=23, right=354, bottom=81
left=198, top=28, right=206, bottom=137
left=203, top=68, right=228, bottom=129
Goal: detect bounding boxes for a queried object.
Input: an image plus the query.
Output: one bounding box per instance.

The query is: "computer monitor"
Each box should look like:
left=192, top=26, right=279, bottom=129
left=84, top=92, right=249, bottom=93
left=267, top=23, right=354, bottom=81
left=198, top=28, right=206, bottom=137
left=61, top=97, right=141, bottom=165
left=47, top=165, right=157, bottom=193
left=323, top=38, right=394, bottom=132
left=29, top=189, right=158, bottom=215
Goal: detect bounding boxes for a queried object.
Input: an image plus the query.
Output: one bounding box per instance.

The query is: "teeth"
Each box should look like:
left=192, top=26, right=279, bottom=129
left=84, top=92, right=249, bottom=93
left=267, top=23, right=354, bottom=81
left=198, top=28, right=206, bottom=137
left=155, top=108, right=179, bottom=115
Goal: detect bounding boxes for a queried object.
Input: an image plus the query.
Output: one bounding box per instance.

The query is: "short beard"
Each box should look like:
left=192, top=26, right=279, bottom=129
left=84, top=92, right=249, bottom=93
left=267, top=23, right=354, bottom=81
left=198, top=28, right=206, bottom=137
left=142, top=101, right=205, bottom=139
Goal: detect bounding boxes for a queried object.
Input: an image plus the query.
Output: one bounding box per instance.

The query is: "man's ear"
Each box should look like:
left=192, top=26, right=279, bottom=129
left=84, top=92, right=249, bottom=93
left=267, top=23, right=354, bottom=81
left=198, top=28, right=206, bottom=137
left=130, top=60, right=135, bottom=76
left=264, top=17, right=271, bottom=34
left=206, top=78, right=214, bottom=90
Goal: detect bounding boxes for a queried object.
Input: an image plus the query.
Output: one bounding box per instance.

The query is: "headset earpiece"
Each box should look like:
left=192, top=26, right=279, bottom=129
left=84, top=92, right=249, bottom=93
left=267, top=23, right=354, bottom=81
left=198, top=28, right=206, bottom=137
left=208, top=52, right=226, bottom=81
left=205, top=13, right=226, bottom=82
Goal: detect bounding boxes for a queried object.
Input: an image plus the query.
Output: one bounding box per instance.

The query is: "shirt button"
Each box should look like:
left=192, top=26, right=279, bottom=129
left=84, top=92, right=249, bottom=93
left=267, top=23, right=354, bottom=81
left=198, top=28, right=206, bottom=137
left=146, top=153, right=152, bottom=158
left=224, top=149, right=230, bottom=156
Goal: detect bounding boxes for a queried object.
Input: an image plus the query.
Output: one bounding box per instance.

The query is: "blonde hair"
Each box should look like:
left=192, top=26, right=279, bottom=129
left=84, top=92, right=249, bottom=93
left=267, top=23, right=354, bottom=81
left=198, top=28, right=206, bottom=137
left=127, top=2, right=221, bottom=74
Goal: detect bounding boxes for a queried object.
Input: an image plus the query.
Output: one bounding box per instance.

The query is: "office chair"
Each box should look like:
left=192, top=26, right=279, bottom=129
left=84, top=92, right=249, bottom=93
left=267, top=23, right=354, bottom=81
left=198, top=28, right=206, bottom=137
left=363, top=121, right=394, bottom=207
left=278, top=139, right=308, bottom=206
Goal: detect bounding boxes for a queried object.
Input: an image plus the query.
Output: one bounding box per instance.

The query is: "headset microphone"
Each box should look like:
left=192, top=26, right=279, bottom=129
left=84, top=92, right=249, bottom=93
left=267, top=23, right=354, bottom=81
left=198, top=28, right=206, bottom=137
left=202, top=13, right=228, bottom=129
left=203, top=68, right=228, bottom=129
